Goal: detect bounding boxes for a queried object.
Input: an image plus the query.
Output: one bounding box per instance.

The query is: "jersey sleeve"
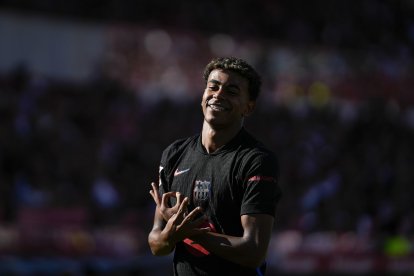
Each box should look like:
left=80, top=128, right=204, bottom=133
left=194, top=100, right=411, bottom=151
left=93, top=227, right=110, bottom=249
left=158, top=136, right=194, bottom=195
left=158, top=165, right=168, bottom=195
left=158, top=146, right=171, bottom=195
left=240, top=152, right=282, bottom=217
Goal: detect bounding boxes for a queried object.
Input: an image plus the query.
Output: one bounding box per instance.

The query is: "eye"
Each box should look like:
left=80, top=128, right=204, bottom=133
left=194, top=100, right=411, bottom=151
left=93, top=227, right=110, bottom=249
left=227, top=89, right=238, bottom=96
left=208, top=85, right=219, bottom=91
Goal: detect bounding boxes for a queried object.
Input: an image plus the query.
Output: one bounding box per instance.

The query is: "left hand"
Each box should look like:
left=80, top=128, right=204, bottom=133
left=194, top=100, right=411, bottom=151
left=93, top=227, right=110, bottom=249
left=162, top=197, right=211, bottom=243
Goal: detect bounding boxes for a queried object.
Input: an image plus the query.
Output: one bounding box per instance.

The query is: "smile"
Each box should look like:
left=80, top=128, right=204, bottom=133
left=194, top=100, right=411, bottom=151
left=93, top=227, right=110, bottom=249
left=207, top=102, right=229, bottom=112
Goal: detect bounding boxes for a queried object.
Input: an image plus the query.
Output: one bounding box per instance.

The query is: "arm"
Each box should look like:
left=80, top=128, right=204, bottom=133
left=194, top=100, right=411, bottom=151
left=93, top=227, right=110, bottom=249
left=147, top=206, right=174, bottom=256
left=192, top=214, right=274, bottom=268
left=192, top=151, right=280, bottom=267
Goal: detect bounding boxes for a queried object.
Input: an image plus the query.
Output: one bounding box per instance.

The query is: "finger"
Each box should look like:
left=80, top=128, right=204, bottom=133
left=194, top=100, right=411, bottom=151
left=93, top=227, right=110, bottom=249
left=169, top=198, right=189, bottom=224
left=150, top=182, right=161, bottom=205
left=177, top=197, right=189, bottom=216
left=194, top=227, right=211, bottom=234
left=149, top=190, right=159, bottom=205
left=175, top=192, right=183, bottom=208
left=181, top=206, right=203, bottom=225
left=151, top=182, right=159, bottom=193
left=161, top=192, right=177, bottom=208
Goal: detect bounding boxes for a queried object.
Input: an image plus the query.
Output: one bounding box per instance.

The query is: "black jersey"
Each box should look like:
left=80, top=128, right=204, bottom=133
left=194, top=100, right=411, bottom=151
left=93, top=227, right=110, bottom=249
left=158, top=128, right=282, bottom=276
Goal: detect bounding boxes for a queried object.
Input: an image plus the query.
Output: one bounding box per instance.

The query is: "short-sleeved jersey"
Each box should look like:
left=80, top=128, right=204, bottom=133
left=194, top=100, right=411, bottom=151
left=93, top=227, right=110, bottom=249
left=158, top=128, right=282, bottom=276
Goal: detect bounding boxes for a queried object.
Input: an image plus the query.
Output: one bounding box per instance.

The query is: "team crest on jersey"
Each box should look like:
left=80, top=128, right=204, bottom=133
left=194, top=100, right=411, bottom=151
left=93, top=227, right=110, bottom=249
left=193, top=180, right=211, bottom=202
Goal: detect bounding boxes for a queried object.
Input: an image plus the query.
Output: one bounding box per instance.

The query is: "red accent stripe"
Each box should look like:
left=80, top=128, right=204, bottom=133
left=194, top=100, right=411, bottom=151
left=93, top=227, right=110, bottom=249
left=248, top=175, right=276, bottom=182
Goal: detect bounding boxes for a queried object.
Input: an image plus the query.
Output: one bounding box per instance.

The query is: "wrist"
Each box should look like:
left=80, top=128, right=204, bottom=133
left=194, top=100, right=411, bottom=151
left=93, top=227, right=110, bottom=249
left=160, top=228, right=177, bottom=249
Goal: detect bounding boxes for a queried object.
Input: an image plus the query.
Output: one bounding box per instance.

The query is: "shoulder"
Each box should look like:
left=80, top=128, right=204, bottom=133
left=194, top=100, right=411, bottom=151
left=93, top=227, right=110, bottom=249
left=241, top=130, right=278, bottom=161
left=160, top=134, right=198, bottom=165
left=238, top=130, right=279, bottom=173
left=163, top=135, right=197, bottom=154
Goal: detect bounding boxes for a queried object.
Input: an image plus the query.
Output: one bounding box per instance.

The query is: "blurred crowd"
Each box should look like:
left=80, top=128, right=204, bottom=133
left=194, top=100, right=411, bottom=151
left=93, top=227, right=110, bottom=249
left=1, top=0, right=413, bottom=49
left=1, top=41, right=413, bottom=239
left=1, top=0, right=414, bottom=273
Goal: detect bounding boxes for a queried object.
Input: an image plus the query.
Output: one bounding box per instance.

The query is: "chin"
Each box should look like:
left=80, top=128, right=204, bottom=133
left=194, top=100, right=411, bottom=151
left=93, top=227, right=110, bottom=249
left=205, top=116, right=223, bottom=126
left=205, top=118, right=233, bottom=130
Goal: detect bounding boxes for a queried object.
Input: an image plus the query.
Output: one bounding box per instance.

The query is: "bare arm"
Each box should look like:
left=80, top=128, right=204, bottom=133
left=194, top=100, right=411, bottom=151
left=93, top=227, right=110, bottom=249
left=147, top=206, right=174, bottom=256
left=191, top=214, right=274, bottom=268
left=148, top=182, right=274, bottom=266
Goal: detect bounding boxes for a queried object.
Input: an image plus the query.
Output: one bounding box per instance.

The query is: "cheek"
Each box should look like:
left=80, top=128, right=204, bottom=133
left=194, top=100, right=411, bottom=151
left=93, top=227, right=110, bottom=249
left=201, top=90, right=209, bottom=103
left=201, top=93, right=207, bottom=107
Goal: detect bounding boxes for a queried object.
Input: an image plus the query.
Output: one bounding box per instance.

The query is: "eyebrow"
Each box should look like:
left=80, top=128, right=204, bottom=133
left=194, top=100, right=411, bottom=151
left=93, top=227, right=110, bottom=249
left=208, top=79, right=241, bottom=91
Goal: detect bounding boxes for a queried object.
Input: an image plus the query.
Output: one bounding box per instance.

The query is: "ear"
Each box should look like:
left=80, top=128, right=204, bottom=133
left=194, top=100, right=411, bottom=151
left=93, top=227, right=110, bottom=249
left=243, top=101, right=256, bottom=117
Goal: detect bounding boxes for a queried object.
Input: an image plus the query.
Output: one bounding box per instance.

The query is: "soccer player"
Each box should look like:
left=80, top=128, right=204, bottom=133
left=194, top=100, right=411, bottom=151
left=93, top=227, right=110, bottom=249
left=148, top=57, right=282, bottom=275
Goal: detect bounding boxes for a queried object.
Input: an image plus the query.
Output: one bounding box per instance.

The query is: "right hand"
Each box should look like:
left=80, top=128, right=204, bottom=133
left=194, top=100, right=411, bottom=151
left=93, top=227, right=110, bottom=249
left=149, top=182, right=185, bottom=221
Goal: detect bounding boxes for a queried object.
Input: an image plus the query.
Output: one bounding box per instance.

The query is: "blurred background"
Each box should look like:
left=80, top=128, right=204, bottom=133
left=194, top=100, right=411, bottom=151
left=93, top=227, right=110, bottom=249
left=0, top=0, right=414, bottom=275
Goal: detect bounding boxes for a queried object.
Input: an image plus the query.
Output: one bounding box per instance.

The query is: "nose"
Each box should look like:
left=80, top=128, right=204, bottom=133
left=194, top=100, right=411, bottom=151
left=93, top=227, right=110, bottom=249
left=213, top=86, right=225, bottom=99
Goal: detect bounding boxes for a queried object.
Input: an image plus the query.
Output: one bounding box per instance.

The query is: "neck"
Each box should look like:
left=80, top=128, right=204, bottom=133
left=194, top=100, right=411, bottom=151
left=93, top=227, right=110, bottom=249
left=201, top=121, right=242, bottom=153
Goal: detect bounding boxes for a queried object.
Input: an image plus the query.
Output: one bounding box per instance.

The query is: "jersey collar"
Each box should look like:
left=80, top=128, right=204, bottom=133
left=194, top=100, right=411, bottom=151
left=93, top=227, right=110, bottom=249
left=197, top=127, right=247, bottom=155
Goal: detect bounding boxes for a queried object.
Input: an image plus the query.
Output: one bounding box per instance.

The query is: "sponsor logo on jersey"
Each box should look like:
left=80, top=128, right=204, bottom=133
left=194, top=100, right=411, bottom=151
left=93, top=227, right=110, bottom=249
left=174, top=168, right=190, bottom=176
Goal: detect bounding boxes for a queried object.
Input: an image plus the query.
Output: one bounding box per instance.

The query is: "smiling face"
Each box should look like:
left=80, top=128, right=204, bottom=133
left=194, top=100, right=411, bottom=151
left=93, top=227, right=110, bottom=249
left=201, top=69, right=255, bottom=130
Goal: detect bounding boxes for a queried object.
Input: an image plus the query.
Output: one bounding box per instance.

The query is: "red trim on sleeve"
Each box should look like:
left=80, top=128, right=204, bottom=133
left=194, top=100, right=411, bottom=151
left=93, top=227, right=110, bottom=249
left=248, top=175, right=276, bottom=182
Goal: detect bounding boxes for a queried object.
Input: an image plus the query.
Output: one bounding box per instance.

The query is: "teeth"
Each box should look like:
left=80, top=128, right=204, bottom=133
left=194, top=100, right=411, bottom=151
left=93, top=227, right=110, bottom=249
left=209, top=104, right=226, bottom=111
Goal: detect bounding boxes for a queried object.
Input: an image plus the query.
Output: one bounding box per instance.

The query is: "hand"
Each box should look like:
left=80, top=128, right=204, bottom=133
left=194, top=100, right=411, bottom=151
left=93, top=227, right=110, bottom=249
left=163, top=197, right=211, bottom=243
left=148, top=187, right=210, bottom=256
left=149, top=182, right=185, bottom=221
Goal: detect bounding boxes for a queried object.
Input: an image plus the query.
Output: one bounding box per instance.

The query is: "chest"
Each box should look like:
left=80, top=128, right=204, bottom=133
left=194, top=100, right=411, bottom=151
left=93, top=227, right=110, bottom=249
left=169, top=150, right=244, bottom=209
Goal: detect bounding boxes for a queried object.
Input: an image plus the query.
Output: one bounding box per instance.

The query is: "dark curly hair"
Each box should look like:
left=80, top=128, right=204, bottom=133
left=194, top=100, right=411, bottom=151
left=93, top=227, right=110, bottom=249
left=203, top=57, right=262, bottom=101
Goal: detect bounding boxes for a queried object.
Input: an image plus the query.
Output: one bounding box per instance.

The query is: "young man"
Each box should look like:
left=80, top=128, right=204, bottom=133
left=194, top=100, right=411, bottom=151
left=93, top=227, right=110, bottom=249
left=148, top=57, right=282, bottom=275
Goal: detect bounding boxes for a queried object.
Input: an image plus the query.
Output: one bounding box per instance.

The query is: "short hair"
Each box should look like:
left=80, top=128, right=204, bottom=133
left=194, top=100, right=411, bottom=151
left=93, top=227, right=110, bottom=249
left=203, top=57, right=262, bottom=101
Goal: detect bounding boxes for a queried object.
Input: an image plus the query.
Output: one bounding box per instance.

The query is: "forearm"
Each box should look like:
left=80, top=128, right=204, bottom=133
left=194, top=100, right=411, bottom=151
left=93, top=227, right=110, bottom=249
left=192, top=232, right=267, bottom=268
left=148, top=209, right=175, bottom=256
left=192, top=214, right=274, bottom=268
